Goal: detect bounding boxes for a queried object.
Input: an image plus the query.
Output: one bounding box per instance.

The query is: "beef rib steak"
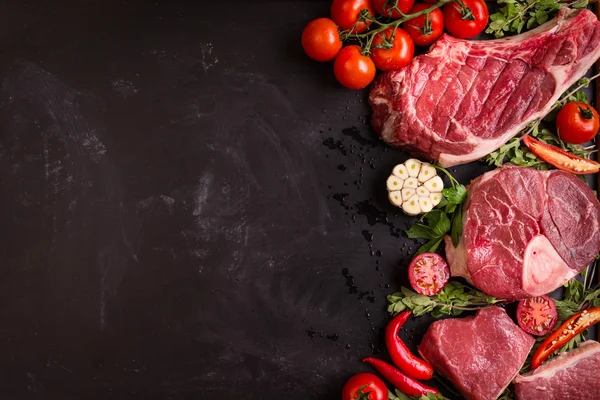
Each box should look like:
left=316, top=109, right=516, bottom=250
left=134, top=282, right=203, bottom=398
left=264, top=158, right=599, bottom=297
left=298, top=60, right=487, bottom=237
left=369, top=9, right=600, bottom=167
left=446, top=166, right=600, bottom=300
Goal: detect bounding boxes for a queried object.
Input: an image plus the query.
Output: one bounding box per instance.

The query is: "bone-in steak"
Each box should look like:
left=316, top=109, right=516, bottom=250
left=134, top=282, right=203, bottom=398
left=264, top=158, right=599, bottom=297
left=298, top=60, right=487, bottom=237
left=369, top=9, right=600, bottom=167
left=514, top=341, right=600, bottom=400
left=445, top=166, right=600, bottom=300
left=418, top=306, right=534, bottom=400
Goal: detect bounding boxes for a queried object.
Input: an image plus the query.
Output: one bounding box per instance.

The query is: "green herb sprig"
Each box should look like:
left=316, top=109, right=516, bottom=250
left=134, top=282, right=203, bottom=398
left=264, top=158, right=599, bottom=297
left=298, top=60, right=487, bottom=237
left=387, top=281, right=505, bottom=318
left=486, top=0, right=586, bottom=39
left=405, top=167, right=467, bottom=254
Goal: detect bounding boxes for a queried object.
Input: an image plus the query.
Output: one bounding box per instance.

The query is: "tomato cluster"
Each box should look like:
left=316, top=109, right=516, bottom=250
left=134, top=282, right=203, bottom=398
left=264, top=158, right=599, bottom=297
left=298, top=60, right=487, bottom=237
left=302, top=0, right=489, bottom=89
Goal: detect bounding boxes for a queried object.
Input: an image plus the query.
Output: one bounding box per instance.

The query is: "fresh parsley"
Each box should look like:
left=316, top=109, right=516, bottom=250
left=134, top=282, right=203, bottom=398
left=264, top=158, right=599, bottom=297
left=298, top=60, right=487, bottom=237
left=485, top=0, right=581, bottom=39
left=387, top=281, right=504, bottom=318
left=405, top=167, right=467, bottom=254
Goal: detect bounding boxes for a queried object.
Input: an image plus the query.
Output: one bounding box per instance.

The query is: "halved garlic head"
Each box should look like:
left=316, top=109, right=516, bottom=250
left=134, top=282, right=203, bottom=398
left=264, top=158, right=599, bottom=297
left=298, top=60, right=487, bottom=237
left=387, top=160, right=445, bottom=215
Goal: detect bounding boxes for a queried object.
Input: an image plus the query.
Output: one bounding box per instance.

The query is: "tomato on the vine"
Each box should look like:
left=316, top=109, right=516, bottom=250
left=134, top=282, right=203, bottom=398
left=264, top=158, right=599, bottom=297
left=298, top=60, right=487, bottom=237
left=302, top=18, right=342, bottom=62
left=342, top=373, right=388, bottom=400
left=334, top=45, right=376, bottom=89
left=331, top=0, right=375, bottom=33
left=371, top=27, right=414, bottom=71
left=372, top=0, right=415, bottom=18
left=556, top=102, right=600, bottom=144
left=402, top=4, right=444, bottom=46
left=443, top=0, right=488, bottom=39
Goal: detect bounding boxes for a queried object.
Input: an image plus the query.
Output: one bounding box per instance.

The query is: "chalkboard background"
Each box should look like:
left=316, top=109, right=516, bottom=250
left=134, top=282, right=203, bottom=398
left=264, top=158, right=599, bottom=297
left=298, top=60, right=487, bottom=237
left=1, top=1, right=595, bottom=399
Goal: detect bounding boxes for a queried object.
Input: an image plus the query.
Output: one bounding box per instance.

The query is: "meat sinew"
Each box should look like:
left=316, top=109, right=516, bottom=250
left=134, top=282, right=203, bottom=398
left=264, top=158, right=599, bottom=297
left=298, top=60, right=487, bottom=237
left=418, top=306, right=534, bottom=400
left=514, top=340, right=600, bottom=400
left=446, top=166, right=600, bottom=300
left=369, top=9, right=600, bottom=167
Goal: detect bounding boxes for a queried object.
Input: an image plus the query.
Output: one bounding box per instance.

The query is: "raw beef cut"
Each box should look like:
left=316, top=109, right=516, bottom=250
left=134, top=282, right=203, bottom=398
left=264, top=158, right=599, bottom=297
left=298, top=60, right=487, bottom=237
left=514, top=340, right=600, bottom=400
left=446, top=166, right=600, bottom=300
left=418, top=306, right=534, bottom=400
left=369, top=9, right=600, bottom=167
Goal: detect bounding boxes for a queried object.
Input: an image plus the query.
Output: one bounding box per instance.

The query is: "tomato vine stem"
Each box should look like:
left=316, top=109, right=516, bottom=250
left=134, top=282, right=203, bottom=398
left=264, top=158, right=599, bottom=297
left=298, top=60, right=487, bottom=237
left=341, top=0, right=453, bottom=53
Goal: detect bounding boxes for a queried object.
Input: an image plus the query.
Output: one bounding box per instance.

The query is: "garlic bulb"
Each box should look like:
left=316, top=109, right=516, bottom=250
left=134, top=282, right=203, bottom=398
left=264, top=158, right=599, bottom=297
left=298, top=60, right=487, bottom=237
left=386, top=159, right=444, bottom=216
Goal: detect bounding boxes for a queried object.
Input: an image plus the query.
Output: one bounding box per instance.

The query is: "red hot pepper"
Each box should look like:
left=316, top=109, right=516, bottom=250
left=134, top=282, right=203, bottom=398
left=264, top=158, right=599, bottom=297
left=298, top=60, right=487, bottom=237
left=363, top=357, right=439, bottom=397
left=386, top=311, right=434, bottom=380
left=522, top=135, right=600, bottom=174
left=531, top=307, right=600, bottom=369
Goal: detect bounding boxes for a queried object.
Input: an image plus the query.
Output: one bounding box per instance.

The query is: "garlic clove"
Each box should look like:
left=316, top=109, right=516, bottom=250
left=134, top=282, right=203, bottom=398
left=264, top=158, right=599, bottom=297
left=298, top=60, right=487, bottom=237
left=404, top=177, right=419, bottom=189
left=402, top=188, right=416, bottom=201
left=424, top=176, right=444, bottom=192
left=392, top=164, right=409, bottom=180
left=402, top=194, right=421, bottom=215
left=419, top=196, right=434, bottom=213
left=386, top=175, right=404, bottom=192
left=388, top=191, right=403, bottom=207
left=418, top=163, right=436, bottom=183
left=405, top=159, right=422, bottom=178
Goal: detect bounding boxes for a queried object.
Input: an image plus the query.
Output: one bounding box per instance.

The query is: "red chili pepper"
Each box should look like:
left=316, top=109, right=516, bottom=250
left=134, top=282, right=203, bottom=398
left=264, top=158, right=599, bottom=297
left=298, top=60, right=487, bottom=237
left=363, top=357, right=439, bottom=397
left=522, top=135, right=600, bottom=174
left=385, top=311, right=434, bottom=380
left=531, top=307, right=600, bottom=369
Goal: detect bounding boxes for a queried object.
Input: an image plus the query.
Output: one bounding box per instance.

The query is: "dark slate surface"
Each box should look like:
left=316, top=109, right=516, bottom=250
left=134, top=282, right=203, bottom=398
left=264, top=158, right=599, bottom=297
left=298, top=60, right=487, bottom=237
left=0, top=1, right=595, bottom=399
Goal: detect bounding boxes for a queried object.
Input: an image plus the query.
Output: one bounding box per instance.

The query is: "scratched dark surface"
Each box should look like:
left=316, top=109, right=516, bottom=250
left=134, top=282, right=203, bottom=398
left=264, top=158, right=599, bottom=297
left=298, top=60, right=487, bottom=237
left=0, top=1, right=596, bottom=399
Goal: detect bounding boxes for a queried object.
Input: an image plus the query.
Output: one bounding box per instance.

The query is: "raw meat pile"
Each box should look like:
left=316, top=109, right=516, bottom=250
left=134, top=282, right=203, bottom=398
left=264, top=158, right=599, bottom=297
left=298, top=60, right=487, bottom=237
left=445, top=166, right=600, bottom=299
left=419, top=306, right=534, bottom=400
left=514, top=340, right=600, bottom=399
left=369, top=8, right=600, bottom=167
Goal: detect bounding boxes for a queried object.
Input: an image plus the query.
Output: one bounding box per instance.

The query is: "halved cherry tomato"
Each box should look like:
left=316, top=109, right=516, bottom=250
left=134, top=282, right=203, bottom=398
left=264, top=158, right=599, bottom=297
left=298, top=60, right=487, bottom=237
left=302, top=18, right=343, bottom=62
left=531, top=307, right=600, bottom=369
left=402, top=4, right=444, bottom=47
left=372, top=0, right=415, bottom=18
left=408, top=252, right=450, bottom=296
left=331, top=0, right=375, bottom=33
left=516, top=295, right=558, bottom=336
left=522, top=135, right=600, bottom=175
left=342, top=373, right=388, bottom=400
left=443, top=0, right=488, bottom=39
left=334, top=45, right=376, bottom=89
left=556, top=102, right=600, bottom=144
left=370, top=27, right=414, bottom=71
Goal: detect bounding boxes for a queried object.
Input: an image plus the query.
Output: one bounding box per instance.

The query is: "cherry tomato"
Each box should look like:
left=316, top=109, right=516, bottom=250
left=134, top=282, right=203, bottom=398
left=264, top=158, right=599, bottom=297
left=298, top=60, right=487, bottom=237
left=372, top=0, right=415, bottom=18
left=334, top=45, right=376, bottom=89
left=402, top=4, right=444, bottom=47
left=371, top=28, right=414, bottom=71
left=302, top=18, right=343, bottom=62
left=331, top=0, right=375, bottom=33
left=408, top=252, right=450, bottom=296
left=443, top=0, right=488, bottom=39
left=556, top=102, right=600, bottom=144
left=342, top=373, right=388, bottom=400
left=516, top=295, right=558, bottom=336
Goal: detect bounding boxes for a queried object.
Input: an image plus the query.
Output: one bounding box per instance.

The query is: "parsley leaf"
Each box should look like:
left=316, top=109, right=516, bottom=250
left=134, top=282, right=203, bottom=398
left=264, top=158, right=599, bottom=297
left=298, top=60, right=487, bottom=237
left=486, top=0, right=566, bottom=38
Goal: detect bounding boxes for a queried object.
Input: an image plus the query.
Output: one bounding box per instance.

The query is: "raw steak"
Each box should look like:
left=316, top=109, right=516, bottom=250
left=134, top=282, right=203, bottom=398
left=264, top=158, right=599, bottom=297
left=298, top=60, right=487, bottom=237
left=514, top=340, right=600, bottom=400
left=446, top=166, right=600, bottom=300
left=418, top=306, right=534, bottom=400
left=369, top=9, right=600, bottom=167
